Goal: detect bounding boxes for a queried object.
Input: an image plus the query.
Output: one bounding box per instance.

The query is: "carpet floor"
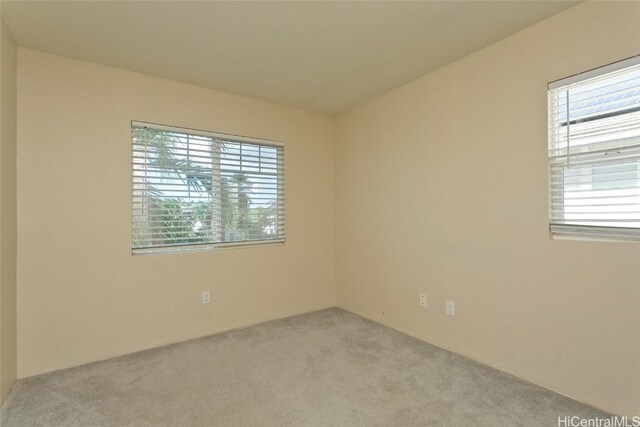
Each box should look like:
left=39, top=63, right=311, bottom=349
left=0, top=308, right=609, bottom=426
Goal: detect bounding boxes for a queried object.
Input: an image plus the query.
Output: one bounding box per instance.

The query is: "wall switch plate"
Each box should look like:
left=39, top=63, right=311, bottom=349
left=202, top=291, right=211, bottom=304
left=419, top=294, right=427, bottom=308
left=446, top=300, right=455, bottom=316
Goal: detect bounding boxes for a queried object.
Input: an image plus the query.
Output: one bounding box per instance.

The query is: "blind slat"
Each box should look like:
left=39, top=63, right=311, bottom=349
left=132, top=122, right=285, bottom=253
left=548, top=57, right=640, bottom=240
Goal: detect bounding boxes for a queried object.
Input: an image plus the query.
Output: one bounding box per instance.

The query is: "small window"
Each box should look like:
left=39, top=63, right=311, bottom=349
left=548, top=56, right=640, bottom=241
left=132, top=122, right=284, bottom=254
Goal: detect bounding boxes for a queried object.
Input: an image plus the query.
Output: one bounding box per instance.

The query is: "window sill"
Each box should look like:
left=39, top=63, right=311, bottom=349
left=550, top=224, right=640, bottom=243
left=132, top=239, right=285, bottom=256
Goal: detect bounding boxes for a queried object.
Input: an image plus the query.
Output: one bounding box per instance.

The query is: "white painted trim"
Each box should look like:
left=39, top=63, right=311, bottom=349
left=131, top=120, right=285, bottom=147
left=549, top=54, right=640, bottom=90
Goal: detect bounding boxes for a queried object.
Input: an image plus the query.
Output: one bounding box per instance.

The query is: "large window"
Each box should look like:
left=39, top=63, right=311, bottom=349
left=132, top=122, right=284, bottom=254
left=548, top=56, right=640, bottom=241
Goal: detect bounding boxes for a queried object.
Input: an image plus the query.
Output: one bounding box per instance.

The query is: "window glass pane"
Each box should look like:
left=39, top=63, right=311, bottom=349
left=132, top=124, right=284, bottom=252
left=548, top=58, right=640, bottom=238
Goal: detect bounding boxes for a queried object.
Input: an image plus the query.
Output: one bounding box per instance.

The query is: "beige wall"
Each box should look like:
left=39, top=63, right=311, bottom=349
left=10, top=0, right=640, bottom=417
left=335, top=1, right=640, bottom=417
left=16, top=48, right=336, bottom=378
left=0, top=17, right=17, bottom=406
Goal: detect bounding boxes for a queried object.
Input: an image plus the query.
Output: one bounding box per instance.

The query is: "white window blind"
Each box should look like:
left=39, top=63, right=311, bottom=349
left=132, top=122, right=284, bottom=254
left=548, top=55, right=640, bottom=241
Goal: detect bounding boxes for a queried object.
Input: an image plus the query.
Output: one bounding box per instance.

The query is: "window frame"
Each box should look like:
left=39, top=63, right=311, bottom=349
left=131, top=121, right=285, bottom=255
left=548, top=54, right=640, bottom=242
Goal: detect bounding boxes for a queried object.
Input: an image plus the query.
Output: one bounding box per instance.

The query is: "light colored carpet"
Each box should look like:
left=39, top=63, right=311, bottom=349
left=1, top=308, right=608, bottom=426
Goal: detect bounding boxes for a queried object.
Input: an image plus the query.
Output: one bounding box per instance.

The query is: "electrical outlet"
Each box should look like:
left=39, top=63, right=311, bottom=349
left=419, top=294, right=427, bottom=308
left=202, top=291, right=211, bottom=304
left=446, top=300, right=455, bottom=316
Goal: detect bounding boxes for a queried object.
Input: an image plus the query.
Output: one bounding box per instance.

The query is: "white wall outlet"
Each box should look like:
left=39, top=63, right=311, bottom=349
left=202, top=291, right=211, bottom=304
left=446, top=300, right=455, bottom=316
left=419, top=294, right=427, bottom=308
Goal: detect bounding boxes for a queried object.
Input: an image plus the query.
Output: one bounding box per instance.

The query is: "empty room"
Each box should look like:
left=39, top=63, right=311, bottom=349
left=0, top=1, right=639, bottom=426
